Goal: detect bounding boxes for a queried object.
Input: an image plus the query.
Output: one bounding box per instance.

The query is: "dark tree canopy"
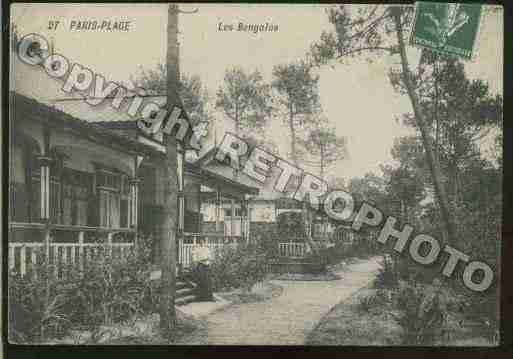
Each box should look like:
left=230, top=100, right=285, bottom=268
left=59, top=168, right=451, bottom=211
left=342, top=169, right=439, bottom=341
left=271, top=60, right=321, bottom=165
left=298, top=120, right=348, bottom=178
left=132, top=64, right=212, bottom=125
left=215, top=66, right=272, bottom=136
left=271, top=60, right=320, bottom=119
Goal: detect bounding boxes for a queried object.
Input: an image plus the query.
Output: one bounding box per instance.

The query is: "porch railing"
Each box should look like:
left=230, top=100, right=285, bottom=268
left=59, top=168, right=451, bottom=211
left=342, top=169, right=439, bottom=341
left=335, top=229, right=356, bottom=243
left=178, top=232, right=240, bottom=268
left=181, top=232, right=243, bottom=244
left=278, top=242, right=308, bottom=258
left=8, top=223, right=135, bottom=277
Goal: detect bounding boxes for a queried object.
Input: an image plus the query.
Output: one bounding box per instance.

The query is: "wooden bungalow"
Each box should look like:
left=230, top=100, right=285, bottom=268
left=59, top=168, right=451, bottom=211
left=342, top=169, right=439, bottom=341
left=8, top=48, right=259, bottom=278
left=9, top=92, right=151, bottom=275
left=193, top=146, right=339, bottom=259
left=94, top=103, right=259, bottom=269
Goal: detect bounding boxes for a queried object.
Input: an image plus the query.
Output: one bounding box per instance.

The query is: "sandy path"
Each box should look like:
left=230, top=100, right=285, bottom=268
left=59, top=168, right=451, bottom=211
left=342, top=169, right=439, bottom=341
left=188, top=257, right=382, bottom=345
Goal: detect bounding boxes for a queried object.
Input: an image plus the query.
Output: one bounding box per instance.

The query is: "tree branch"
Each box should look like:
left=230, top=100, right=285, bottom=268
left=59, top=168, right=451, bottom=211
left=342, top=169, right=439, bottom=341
left=337, top=46, right=395, bottom=58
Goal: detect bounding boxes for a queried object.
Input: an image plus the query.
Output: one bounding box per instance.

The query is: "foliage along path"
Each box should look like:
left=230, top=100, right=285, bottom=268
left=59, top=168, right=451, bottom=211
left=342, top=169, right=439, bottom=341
left=181, top=257, right=382, bottom=345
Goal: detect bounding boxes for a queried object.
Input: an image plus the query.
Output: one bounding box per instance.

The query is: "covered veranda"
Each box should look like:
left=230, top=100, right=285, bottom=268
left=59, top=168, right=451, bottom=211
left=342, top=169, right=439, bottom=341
left=178, top=162, right=259, bottom=268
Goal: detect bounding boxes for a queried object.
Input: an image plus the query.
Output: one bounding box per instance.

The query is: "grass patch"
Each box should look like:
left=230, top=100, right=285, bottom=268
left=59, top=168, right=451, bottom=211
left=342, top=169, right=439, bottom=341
left=306, top=286, right=403, bottom=346
left=48, top=310, right=207, bottom=345
left=306, top=284, right=498, bottom=346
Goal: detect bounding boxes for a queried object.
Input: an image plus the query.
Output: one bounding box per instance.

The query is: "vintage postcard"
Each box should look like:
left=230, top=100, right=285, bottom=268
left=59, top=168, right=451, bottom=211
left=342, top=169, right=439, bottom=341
left=6, top=3, right=503, bottom=347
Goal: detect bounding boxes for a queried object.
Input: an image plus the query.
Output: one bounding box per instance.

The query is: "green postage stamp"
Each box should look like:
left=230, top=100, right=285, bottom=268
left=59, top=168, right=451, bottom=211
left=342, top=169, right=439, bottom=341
left=410, top=2, right=483, bottom=59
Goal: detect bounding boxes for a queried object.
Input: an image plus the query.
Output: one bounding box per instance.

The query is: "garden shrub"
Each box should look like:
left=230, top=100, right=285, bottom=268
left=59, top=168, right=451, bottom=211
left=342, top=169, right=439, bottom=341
left=311, top=237, right=380, bottom=268
left=463, top=292, right=499, bottom=342
left=8, top=264, right=72, bottom=343
left=357, top=293, right=381, bottom=313
left=389, top=278, right=459, bottom=345
left=250, top=226, right=280, bottom=260
left=63, top=245, right=153, bottom=327
left=371, top=253, right=498, bottom=345
left=208, top=243, right=269, bottom=292
left=8, top=233, right=155, bottom=343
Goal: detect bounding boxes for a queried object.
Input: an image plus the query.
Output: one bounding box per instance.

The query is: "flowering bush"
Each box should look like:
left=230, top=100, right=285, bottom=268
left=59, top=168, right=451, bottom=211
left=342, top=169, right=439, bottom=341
left=8, top=262, right=71, bottom=343
left=63, top=242, right=154, bottom=327
left=8, top=234, right=155, bottom=343
left=208, top=243, right=269, bottom=292
left=373, top=255, right=497, bottom=345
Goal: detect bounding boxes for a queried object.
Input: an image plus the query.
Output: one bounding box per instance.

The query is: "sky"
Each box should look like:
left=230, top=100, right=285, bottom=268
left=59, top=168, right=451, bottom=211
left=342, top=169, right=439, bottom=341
left=11, top=4, right=503, bottom=183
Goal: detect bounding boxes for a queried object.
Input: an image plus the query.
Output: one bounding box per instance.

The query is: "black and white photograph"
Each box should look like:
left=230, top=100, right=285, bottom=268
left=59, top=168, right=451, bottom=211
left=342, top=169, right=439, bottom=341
left=5, top=2, right=505, bottom=348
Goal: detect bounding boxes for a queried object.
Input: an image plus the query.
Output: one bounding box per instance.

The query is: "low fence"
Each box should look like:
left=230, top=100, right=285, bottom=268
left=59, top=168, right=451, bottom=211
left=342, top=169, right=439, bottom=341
left=181, top=232, right=243, bottom=244
left=334, top=230, right=356, bottom=243
left=8, top=240, right=134, bottom=278
left=9, top=227, right=375, bottom=277
left=278, top=242, right=308, bottom=258
left=178, top=242, right=236, bottom=268
left=8, top=223, right=137, bottom=278
left=179, top=232, right=241, bottom=268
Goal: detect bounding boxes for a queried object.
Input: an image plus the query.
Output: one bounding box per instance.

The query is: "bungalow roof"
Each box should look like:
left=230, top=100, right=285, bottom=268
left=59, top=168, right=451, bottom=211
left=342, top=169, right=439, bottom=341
left=11, top=92, right=164, bottom=157
left=10, top=53, right=258, bottom=196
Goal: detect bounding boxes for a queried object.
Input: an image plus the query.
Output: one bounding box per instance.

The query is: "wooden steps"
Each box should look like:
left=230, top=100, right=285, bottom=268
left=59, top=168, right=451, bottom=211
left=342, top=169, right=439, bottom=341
left=175, top=294, right=197, bottom=306
left=150, top=269, right=199, bottom=306
left=175, top=278, right=197, bottom=306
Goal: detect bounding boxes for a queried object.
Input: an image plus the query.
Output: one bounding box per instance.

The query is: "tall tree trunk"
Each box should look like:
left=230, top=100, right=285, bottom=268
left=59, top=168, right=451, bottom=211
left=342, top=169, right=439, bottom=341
left=159, top=142, right=178, bottom=337
left=286, top=103, right=318, bottom=255
left=288, top=106, right=320, bottom=256
left=288, top=105, right=298, bottom=166
left=233, top=106, right=240, bottom=180
left=320, top=145, right=325, bottom=179
left=234, top=102, right=240, bottom=136
left=159, top=3, right=179, bottom=338
left=392, top=8, right=458, bottom=245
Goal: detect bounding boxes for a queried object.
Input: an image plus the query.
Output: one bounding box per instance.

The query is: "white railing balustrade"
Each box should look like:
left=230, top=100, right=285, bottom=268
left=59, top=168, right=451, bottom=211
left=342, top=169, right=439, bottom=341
left=179, top=232, right=240, bottom=268
left=8, top=225, right=135, bottom=278
left=178, top=243, right=235, bottom=269
left=278, top=242, right=308, bottom=258
left=8, top=241, right=134, bottom=277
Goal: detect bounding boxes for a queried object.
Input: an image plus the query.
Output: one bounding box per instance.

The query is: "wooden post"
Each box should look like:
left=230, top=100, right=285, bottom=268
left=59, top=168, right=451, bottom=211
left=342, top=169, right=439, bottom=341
left=129, top=178, right=140, bottom=229
left=177, top=148, right=184, bottom=233
left=197, top=183, right=202, bottom=233
left=107, top=232, right=114, bottom=258
left=31, top=247, right=37, bottom=273
left=177, top=235, right=183, bottom=268
left=240, top=199, right=244, bottom=242
left=62, top=244, right=67, bottom=269
left=231, top=198, right=235, bottom=239
left=78, top=231, right=84, bottom=272
left=70, top=242, right=75, bottom=266
left=247, top=201, right=252, bottom=243
left=20, top=246, right=26, bottom=277
left=38, top=129, right=54, bottom=311
left=44, top=226, right=51, bottom=266
left=215, top=188, right=221, bottom=233
left=38, top=159, right=51, bottom=222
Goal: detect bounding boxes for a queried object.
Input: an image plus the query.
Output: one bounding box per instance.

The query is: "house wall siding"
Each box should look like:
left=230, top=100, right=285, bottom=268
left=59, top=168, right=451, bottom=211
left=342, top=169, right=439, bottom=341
left=201, top=201, right=281, bottom=223
left=249, top=202, right=276, bottom=222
